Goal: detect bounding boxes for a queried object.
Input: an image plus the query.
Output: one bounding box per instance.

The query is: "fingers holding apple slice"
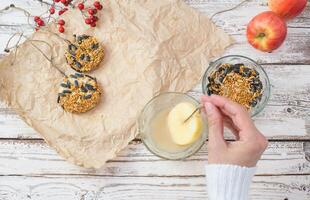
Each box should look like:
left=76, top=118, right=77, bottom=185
left=247, top=11, right=287, bottom=52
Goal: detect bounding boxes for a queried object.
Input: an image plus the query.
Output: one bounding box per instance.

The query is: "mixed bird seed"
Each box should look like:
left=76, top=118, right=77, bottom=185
left=58, top=73, right=102, bottom=113
left=206, top=63, right=263, bottom=110
left=65, top=35, right=105, bottom=72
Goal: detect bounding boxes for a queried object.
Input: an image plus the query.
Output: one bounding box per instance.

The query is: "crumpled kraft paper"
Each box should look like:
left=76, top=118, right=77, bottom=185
left=0, top=0, right=233, bottom=168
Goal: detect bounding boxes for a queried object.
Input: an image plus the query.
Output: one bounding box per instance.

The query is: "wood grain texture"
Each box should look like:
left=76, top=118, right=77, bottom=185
left=0, top=0, right=309, bottom=199
left=1, top=0, right=310, bottom=63
left=0, top=175, right=309, bottom=200
left=0, top=65, right=309, bottom=140
left=0, top=140, right=309, bottom=176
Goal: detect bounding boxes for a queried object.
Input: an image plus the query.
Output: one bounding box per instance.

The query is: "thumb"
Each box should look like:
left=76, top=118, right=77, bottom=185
left=204, top=102, right=226, bottom=147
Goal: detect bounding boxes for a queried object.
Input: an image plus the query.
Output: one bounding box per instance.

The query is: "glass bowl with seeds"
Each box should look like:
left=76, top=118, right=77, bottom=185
left=202, top=55, right=270, bottom=117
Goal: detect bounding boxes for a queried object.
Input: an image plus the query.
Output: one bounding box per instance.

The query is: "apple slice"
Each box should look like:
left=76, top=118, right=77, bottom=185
left=167, top=102, right=203, bottom=146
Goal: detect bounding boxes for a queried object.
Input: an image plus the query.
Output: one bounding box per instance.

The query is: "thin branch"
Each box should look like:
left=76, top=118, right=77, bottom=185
left=32, top=0, right=62, bottom=9
left=28, top=39, right=67, bottom=77
left=0, top=4, right=36, bottom=29
left=11, top=33, right=24, bottom=65
left=4, top=33, right=21, bottom=52
left=46, top=2, right=56, bottom=24
left=4, top=32, right=67, bottom=76
left=40, top=29, right=71, bottom=44
left=210, top=0, right=251, bottom=21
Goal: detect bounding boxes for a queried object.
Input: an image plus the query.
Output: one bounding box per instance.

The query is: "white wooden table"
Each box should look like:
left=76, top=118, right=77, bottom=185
left=0, top=0, right=309, bottom=199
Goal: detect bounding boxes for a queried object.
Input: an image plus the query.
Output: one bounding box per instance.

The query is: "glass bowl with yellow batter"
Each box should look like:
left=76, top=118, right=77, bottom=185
left=139, top=92, right=208, bottom=160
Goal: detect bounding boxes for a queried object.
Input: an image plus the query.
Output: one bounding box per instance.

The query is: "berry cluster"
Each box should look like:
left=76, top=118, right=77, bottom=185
left=34, top=16, right=45, bottom=31
left=58, top=19, right=65, bottom=33
left=33, top=1, right=103, bottom=33
left=78, top=1, right=103, bottom=27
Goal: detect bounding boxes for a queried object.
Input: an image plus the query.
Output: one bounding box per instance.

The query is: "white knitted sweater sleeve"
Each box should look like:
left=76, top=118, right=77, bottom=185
left=205, top=164, right=256, bottom=200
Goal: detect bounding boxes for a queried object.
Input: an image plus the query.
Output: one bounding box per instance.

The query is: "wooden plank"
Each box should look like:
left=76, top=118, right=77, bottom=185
left=0, top=140, right=309, bottom=176
left=0, top=64, right=309, bottom=140
left=1, top=0, right=309, bottom=29
left=1, top=27, right=309, bottom=64
left=185, top=0, right=310, bottom=28
left=191, top=64, right=310, bottom=139
left=0, top=1, right=310, bottom=64
left=0, top=175, right=309, bottom=200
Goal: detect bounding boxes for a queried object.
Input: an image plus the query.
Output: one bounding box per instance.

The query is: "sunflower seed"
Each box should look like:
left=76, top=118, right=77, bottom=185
left=70, top=74, right=77, bottom=79
left=77, top=36, right=83, bottom=44
left=63, top=90, right=72, bottom=94
left=81, top=86, right=88, bottom=93
left=74, top=80, right=79, bottom=87
left=91, top=43, right=99, bottom=50
left=250, top=85, right=257, bottom=92
left=233, top=64, right=241, bottom=73
left=82, top=35, right=90, bottom=39
left=80, top=54, right=85, bottom=60
left=58, top=93, right=66, bottom=97
left=242, top=68, right=251, bottom=77
left=85, top=55, right=91, bottom=62
left=66, top=80, right=71, bottom=88
left=61, top=83, right=68, bottom=88
left=77, top=35, right=90, bottom=44
left=250, top=100, right=258, bottom=107
left=85, top=75, right=95, bottom=80
left=68, top=44, right=77, bottom=55
left=75, top=61, right=82, bottom=68
left=208, top=76, right=213, bottom=83
left=85, top=84, right=95, bottom=91
left=75, top=73, right=84, bottom=77
left=83, top=94, right=92, bottom=99
left=57, top=96, right=60, bottom=103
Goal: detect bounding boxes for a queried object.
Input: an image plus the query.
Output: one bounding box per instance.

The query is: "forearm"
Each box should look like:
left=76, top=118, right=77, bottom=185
left=206, top=164, right=256, bottom=200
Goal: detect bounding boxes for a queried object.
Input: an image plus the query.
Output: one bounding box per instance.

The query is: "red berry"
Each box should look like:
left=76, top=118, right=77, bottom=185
left=78, top=3, right=84, bottom=10
left=58, top=26, right=65, bottom=33
left=34, top=16, right=40, bottom=21
left=54, top=0, right=60, bottom=2
left=90, top=15, right=98, bottom=22
left=49, top=7, right=55, bottom=14
left=85, top=18, right=91, bottom=24
left=58, top=8, right=68, bottom=15
left=58, top=19, right=65, bottom=25
left=60, top=0, right=66, bottom=4
left=94, top=1, right=102, bottom=10
left=97, top=5, right=103, bottom=10
left=88, top=8, right=97, bottom=15
left=37, top=19, right=45, bottom=26
left=94, top=1, right=101, bottom=7
left=90, top=22, right=96, bottom=27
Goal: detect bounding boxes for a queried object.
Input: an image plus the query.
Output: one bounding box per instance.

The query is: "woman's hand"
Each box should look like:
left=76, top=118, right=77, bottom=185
left=201, top=95, right=268, bottom=167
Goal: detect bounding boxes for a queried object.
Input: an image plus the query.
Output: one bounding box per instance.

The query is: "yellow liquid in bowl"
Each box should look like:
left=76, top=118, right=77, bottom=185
left=149, top=103, right=202, bottom=153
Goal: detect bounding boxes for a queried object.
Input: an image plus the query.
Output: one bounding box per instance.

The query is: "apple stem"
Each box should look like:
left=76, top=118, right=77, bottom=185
left=258, top=33, right=266, bottom=38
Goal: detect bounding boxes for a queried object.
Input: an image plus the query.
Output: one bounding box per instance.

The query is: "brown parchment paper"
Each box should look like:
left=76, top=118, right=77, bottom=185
left=0, top=0, right=233, bottom=168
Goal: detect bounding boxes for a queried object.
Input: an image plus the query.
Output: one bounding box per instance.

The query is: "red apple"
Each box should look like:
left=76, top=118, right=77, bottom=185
left=247, top=11, right=287, bottom=52
left=269, top=0, right=307, bottom=21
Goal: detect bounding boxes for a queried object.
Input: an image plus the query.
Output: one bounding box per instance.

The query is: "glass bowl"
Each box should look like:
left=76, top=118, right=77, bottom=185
left=202, top=55, right=270, bottom=117
left=138, top=92, right=208, bottom=160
